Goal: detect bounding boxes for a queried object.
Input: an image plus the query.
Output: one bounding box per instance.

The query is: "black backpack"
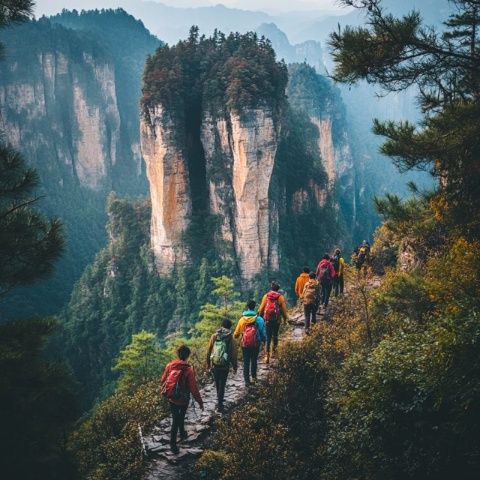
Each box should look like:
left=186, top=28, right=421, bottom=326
left=332, top=255, right=340, bottom=273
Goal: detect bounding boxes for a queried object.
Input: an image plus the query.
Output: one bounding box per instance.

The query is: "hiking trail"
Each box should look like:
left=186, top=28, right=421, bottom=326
left=142, top=309, right=310, bottom=479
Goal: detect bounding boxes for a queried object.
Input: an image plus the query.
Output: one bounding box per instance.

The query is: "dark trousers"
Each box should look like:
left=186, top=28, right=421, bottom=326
left=242, top=346, right=259, bottom=384
left=321, top=281, right=332, bottom=307
left=169, top=403, right=187, bottom=446
left=266, top=319, right=280, bottom=353
left=304, top=303, right=317, bottom=330
left=212, top=367, right=229, bottom=405
left=333, top=276, right=344, bottom=297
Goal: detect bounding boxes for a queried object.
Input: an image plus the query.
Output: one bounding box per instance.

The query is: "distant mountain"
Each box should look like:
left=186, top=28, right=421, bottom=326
left=256, top=23, right=324, bottom=72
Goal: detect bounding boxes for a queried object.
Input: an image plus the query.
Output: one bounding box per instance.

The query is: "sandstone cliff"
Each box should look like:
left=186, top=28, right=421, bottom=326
left=0, top=14, right=159, bottom=317
left=141, top=106, right=192, bottom=275
left=202, top=108, right=280, bottom=280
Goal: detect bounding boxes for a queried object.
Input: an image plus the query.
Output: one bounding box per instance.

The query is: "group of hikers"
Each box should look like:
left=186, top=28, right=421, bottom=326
left=294, top=248, right=346, bottom=332
left=160, top=281, right=288, bottom=453
left=160, top=243, right=365, bottom=454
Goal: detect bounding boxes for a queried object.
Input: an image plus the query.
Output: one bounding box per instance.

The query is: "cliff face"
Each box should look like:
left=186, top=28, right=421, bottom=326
left=142, top=106, right=280, bottom=282
left=0, top=14, right=160, bottom=317
left=202, top=109, right=280, bottom=279
left=141, top=106, right=192, bottom=275
left=0, top=49, right=120, bottom=191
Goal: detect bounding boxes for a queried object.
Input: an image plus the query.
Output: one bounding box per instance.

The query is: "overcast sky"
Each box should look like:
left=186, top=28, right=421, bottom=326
left=34, top=0, right=346, bottom=17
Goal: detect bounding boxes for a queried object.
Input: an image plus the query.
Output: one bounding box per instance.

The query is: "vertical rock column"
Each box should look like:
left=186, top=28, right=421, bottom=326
left=140, top=106, right=192, bottom=275
left=230, top=109, right=280, bottom=280
left=201, top=108, right=280, bottom=282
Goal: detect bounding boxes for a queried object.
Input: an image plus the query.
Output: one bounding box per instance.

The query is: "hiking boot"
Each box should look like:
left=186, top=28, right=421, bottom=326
left=179, top=431, right=188, bottom=442
left=251, top=376, right=257, bottom=384
left=271, top=348, right=277, bottom=358
left=170, top=444, right=179, bottom=455
left=216, top=403, right=225, bottom=412
left=264, top=352, right=270, bottom=364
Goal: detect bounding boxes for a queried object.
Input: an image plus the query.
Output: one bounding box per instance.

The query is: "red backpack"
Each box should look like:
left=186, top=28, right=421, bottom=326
left=242, top=321, right=259, bottom=348
left=264, top=291, right=281, bottom=323
left=161, top=364, right=190, bottom=402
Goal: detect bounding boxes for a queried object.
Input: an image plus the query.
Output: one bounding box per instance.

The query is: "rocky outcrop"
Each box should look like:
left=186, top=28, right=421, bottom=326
left=142, top=106, right=280, bottom=281
left=141, top=106, right=192, bottom=275
left=201, top=109, right=280, bottom=280
left=0, top=50, right=122, bottom=191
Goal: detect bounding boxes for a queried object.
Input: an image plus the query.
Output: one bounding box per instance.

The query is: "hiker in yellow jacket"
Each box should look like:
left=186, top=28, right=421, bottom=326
left=258, top=282, right=289, bottom=363
left=294, top=267, right=311, bottom=299
left=332, top=248, right=346, bottom=297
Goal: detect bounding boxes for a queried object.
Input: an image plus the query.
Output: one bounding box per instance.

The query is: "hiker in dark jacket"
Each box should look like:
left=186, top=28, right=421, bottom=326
left=301, top=272, right=320, bottom=332
left=234, top=300, right=267, bottom=386
left=258, top=281, right=289, bottom=363
left=161, top=345, right=203, bottom=454
left=316, top=254, right=335, bottom=308
left=206, top=319, right=238, bottom=412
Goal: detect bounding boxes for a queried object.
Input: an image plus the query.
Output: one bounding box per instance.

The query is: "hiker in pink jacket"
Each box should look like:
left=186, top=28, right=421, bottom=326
left=316, top=254, right=335, bottom=308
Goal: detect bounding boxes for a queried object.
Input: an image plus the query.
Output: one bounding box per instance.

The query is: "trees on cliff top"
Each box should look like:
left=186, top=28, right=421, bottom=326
left=142, top=27, right=288, bottom=117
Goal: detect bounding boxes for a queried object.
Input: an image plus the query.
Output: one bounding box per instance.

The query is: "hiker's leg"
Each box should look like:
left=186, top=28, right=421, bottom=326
left=212, top=367, right=221, bottom=400
left=325, top=283, right=332, bottom=307
left=304, top=304, right=311, bottom=330
left=339, top=275, right=344, bottom=295
left=272, top=320, right=280, bottom=351
left=333, top=277, right=339, bottom=297
left=251, top=346, right=259, bottom=379
left=243, top=347, right=251, bottom=384
left=321, top=284, right=326, bottom=305
left=170, top=403, right=180, bottom=446
left=178, top=405, right=187, bottom=437
left=309, top=304, right=316, bottom=326
left=218, top=369, right=228, bottom=404
left=266, top=322, right=272, bottom=354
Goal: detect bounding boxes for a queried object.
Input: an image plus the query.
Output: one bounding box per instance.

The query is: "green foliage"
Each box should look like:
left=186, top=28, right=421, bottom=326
left=330, top=0, right=480, bottom=236
left=113, top=331, right=166, bottom=393
left=199, top=237, right=480, bottom=480
left=69, top=381, right=165, bottom=480
left=0, top=317, right=78, bottom=480
left=0, top=143, right=64, bottom=298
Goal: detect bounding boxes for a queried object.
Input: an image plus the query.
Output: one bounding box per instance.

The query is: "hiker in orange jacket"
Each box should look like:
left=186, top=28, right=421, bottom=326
left=258, top=281, right=288, bottom=363
left=161, top=345, right=203, bottom=454
left=295, top=267, right=311, bottom=299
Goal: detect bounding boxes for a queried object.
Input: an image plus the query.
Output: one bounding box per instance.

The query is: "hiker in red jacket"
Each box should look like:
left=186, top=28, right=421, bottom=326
left=161, top=345, right=204, bottom=454
left=258, top=281, right=289, bottom=363
left=316, top=254, right=335, bottom=308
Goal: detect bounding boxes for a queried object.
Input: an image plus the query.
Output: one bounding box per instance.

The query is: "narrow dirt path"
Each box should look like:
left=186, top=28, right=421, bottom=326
left=143, top=310, right=308, bottom=480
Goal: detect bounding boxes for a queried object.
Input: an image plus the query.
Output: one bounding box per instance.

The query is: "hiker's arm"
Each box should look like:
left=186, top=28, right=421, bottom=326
left=339, top=258, right=345, bottom=276
left=258, top=318, right=267, bottom=343
left=295, top=278, right=301, bottom=297
left=233, top=319, right=243, bottom=339
left=258, top=295, right=267, bottom=316
left=230, top=340, right=238, bottom=371
left=206, top=335, right=214, bottom=369
left=279, top=296, right=288, bottom=321
left=187, top=369, right=203, bottom=408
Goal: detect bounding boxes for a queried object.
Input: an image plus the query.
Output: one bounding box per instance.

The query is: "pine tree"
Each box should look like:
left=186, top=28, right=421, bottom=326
left=0, top=145, right=64, bottom=298
left=330, top=0, right=480, bottom=235
left=113, top=331, right=166, bottom=393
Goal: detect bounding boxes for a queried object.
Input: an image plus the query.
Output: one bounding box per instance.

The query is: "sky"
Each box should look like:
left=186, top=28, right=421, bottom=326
left=34, top=0, right=346, bottom=17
